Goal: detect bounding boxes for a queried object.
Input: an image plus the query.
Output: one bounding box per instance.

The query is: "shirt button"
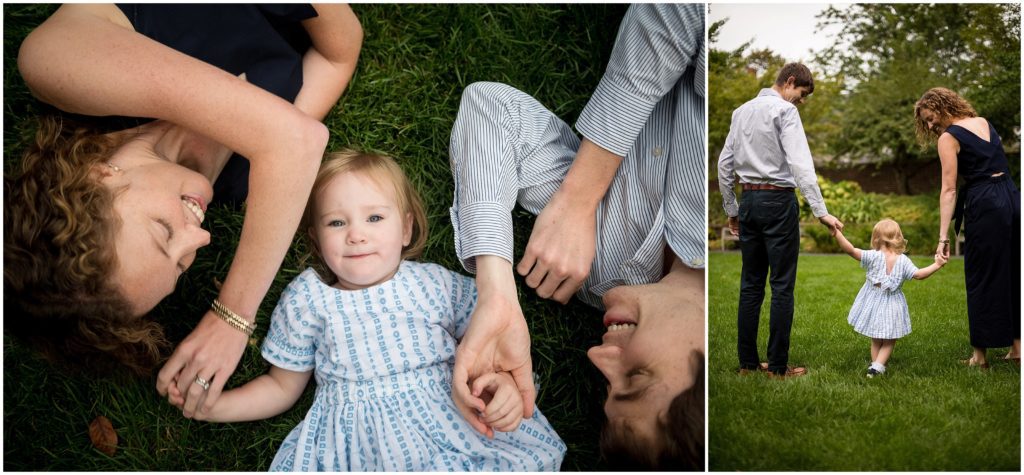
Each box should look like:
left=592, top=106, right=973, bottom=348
left=690, top=257, right=705, bottom=267
left=653, top=147, right=663, bottom=157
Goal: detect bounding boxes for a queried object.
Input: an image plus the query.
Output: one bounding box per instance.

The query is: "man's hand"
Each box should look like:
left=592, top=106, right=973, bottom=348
left=516, top=188, right=597, bottom=304
left=156, top=310, right=247, bottom=419
left=727, top=216, right=740, bottom=238
left=453, top=257, right=535, bottom=437
left=818, top=214, right=844, bottom=233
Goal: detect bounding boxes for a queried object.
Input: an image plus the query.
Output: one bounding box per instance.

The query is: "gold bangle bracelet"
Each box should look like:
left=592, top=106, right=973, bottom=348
left=211, top=299, right=256, bottom=336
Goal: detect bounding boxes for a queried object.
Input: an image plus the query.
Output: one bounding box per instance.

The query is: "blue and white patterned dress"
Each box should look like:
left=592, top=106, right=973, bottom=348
left=847, top=250, right=919, bottom=339
left=261, top=262, right=566, bottom=471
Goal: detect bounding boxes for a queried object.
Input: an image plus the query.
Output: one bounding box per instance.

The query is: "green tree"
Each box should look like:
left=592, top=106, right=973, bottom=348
left=815, top=3, right=1020, bottom=194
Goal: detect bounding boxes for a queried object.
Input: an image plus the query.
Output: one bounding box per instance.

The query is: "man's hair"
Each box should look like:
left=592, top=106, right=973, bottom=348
left=774, top=63, right=814, bottom=93
left=599, top=350, right=705, bottom=471
left=301, top=149, right=429, bottom=285
left=913, top=87, right=977, bottom=145
left=4, top=114, right=169, bottom=375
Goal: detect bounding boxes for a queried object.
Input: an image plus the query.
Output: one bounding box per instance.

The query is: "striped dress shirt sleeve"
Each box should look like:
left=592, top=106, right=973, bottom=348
left=449, top=4, right=706, bottom=307
left=576, top=3, right=705, bottom=157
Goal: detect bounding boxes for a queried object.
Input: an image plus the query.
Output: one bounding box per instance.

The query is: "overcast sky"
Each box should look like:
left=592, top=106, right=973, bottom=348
left=708, top=3, right=849, bottom=67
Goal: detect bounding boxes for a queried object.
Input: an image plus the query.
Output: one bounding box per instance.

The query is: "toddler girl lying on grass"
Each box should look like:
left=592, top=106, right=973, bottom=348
left=169, top=150, right=565, bottom=470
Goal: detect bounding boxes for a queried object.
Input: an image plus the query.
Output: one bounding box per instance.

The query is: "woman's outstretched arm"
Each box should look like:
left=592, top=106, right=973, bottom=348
left=19, top=5, right=331, bottom=414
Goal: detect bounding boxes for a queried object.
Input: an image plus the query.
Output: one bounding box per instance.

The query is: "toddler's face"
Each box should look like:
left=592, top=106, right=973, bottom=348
left=309, top=171, right=412, bottom=290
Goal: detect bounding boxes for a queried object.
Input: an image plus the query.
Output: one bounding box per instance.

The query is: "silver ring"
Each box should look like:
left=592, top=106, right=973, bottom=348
left=194, top=375, right=210, bottom=391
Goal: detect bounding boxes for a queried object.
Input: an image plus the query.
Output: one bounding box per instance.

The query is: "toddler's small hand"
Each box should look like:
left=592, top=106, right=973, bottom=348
left=471, top=371, right=524, bottom=436
left=935, top=253, right=948, bottom=266
left=167, top=378, right=186, bottom=409
left=453, top=374, right=490, bottom=438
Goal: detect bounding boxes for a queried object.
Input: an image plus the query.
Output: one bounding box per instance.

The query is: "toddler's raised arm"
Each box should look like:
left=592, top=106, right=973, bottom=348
left=913, top=253, right=947, bottom=280
left=169, top=366, right=312, bottom=422
left=832, top=228, right=862, bottom=261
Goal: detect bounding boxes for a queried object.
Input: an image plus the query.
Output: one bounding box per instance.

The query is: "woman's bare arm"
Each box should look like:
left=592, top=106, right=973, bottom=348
left=936, top=133, right=959, bottom=258
left=293, top=4, right=363, bottom=120
left=19, top=4, right=328, bottom=414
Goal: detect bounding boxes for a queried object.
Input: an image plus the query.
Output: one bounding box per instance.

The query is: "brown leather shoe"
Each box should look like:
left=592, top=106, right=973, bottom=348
left=766, top=366, right=808, bottom=379
left=738, top=362, right=770, bottom=375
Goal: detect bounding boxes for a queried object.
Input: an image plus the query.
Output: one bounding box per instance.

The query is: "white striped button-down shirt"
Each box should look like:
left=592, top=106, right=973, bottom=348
left=449, top=4, right=706, bottom=308
left=718, top=88, right=828, bottom=218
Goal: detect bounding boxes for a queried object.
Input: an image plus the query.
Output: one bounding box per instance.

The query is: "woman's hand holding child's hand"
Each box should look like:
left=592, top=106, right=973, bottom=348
left=934, top=253, right=948, bottom=267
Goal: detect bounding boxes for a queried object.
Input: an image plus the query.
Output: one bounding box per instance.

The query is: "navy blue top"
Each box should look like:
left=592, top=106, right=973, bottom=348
left=111, top=4, right=318, bottom=205
left=945, top=121, right=1011, bottom=183
left=945, top=120, right=1012, bottom=235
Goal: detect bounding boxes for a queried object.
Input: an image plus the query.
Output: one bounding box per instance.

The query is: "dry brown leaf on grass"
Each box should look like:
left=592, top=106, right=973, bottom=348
left=88, top=415, right=118, bottom=456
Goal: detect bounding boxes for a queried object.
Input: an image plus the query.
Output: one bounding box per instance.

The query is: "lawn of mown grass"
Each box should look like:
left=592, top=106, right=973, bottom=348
left=3, top=4, right=629, bottom=470
left=708, top=251, right=1020, bottom=471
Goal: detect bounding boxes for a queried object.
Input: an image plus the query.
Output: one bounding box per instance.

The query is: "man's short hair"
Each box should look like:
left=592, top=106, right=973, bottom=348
left=599, top=350, right=705, bottom=470
left=775, top=63, right=814, bottom=94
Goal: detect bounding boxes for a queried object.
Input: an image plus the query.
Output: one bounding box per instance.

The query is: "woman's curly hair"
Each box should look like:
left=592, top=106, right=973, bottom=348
left=4, top=114, right=168, bottom=375
left=914, top=87, right=977, bottom=146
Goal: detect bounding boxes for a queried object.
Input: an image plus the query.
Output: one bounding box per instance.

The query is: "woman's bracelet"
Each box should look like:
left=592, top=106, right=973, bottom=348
left=211, top=299, right=256, bottom=336
left=938, top=239, right=950, bottom=244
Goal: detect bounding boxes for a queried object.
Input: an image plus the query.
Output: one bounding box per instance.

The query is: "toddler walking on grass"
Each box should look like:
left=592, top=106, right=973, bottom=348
left=169, top=150, right=565, bottom=471
left=833, top=219, right=946, bottom=378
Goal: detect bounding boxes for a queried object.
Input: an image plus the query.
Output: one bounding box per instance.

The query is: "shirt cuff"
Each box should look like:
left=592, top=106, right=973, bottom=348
left=575, top=76, right=657, bottom=157
left=810, top=203, right=828, bottom=218
left=450, top=201, right=514, bottom=274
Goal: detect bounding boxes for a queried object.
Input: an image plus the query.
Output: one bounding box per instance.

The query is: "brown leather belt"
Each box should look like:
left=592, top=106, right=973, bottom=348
left=742, top=183, right=794, bottom=192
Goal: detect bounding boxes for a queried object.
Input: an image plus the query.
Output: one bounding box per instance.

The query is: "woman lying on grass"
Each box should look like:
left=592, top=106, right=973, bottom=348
left=4, top=4, right=361, bottom=410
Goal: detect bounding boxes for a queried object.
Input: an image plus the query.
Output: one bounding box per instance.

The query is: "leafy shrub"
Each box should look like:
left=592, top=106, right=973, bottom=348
left=797, top=176, right=882, bottom=223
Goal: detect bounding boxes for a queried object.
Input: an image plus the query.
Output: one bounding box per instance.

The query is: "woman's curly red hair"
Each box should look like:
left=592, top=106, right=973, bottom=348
left=4, top=114, right=168, bottom=375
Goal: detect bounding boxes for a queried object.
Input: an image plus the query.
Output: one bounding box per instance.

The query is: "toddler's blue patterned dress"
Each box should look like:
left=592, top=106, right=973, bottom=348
left=847, top=250, right=919, bottom=339
left=262, top=262, right=566, bottom=471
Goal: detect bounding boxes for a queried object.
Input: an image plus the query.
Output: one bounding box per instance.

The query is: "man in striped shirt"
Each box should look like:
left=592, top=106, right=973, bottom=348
left=717, top=63, right=844, bottom=379
left=448, top=4, right=705, bottom=470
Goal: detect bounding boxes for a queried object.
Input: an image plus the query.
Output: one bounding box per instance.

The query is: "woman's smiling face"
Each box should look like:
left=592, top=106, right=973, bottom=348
left=104, top=138, right=213, bottom=316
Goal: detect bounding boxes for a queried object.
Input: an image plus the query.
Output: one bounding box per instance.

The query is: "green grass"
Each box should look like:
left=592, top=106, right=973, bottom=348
left=709, top=251, right=1020, bottom=471
left=3, top=4, right=629, bottom=470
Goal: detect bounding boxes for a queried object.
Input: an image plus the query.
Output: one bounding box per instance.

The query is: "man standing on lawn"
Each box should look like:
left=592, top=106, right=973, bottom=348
left=718, top=63, right=843, bottom=379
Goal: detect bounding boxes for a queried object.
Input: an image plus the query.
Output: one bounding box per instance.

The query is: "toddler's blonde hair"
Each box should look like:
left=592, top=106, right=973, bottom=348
left=870, top=219, right=907, bottom=254
left=301, top=149, right=428, bottom=285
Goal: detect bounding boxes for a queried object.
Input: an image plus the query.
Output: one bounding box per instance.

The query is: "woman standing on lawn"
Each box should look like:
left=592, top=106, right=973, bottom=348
left=4, top=4, right=361, bottom=409
left=914, top=87, right=1021, bottom=368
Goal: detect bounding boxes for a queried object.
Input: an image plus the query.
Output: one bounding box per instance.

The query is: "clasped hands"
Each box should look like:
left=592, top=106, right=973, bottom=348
left=453, top=191, right=598, bottom=436
left=156, top=309, right=248, bottom=419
